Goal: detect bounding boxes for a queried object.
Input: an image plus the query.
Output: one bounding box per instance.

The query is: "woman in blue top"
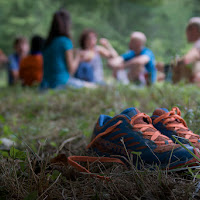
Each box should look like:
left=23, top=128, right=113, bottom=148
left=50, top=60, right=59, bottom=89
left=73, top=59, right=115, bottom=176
left=41, top=9, right=94, bottom=89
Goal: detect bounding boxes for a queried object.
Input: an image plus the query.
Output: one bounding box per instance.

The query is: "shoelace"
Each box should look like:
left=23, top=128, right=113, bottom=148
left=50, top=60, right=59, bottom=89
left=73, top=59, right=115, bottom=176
left=130, top=113, right=173, bottom=145
left=67, top=120, right=125, bottom=180
left=153, top=107, right=199, bottom=142
left=68, top=156, right=125, bottom=180
left=66, top=113, right=173, bottom=180
left=87, top=120, right=122, bottom=149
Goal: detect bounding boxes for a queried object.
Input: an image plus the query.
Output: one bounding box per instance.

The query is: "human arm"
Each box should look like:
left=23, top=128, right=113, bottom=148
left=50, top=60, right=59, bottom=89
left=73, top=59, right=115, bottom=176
left=65, top=49, right=80, bottom=75
left=98, top=38, right=118, bottom=58
left=108, top=56, right=124, bottom=68
left=123, top=55, right=150, bottom=68
left=108, top=50, right=135, bottom=69
left=108, top=53, right=150, bottom=70
left=61, top=38, right=80, bottom=76
left=80, top=50, right=95, bottom=62
left=180, top=48, right=200, bottom=65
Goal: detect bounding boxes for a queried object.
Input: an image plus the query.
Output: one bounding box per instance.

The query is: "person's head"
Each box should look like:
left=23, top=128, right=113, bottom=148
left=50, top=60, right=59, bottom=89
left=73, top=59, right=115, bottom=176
left=186, top=17, right=200, bottom=43
left=129, top=32, right=146, bottom=53
left=79, top=29, right=97, bottom=50
left=30, top=35, right=44, bottom=54
left=45, top=9, right=71, bottom=47
left=13, top=36, right=29, bottom=57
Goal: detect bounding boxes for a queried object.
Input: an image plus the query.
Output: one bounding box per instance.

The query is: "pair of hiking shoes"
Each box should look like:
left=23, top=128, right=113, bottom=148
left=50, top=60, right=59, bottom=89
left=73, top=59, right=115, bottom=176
left=87, top=107, right=200, bottom=170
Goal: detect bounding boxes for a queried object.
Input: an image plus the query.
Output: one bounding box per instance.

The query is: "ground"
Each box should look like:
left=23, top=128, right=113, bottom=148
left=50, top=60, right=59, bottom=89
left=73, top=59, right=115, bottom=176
left=1, top=83, right=200, bottom=199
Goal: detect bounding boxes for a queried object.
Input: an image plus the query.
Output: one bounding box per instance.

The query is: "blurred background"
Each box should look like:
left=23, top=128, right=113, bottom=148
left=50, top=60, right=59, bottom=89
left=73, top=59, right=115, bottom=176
left=0, top=0, right=199, bottom=86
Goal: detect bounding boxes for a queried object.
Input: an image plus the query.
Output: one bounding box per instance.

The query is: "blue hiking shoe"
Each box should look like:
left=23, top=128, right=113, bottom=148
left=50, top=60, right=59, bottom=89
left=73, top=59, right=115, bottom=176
left=87, top=107, right=200, bottom=170
left=152, top=107, right=200, bottom=150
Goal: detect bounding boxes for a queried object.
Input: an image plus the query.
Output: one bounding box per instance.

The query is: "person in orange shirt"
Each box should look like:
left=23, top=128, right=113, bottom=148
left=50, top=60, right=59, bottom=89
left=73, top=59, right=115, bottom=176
left=19, top=35, right=44, bottom=86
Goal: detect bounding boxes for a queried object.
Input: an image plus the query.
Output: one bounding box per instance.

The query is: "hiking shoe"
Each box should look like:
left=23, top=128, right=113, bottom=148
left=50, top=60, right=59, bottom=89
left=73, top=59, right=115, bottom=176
left=87, top=107, right=200, bottom=169
left=152, top=107, right=200, bottom=149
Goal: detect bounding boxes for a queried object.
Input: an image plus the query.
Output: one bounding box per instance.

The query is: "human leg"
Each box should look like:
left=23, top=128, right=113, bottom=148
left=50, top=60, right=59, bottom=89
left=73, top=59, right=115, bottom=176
left=67, top=77, right=96, bottom=89
left=74, top=62, right=94, bottom=82
left=128, top=64, right=146, bottom=85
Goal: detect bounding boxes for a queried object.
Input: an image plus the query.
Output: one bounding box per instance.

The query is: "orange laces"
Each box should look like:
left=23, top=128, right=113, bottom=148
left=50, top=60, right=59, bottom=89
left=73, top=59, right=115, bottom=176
left=87, top=120, right=122, bottom=149
left=153, top=107, right=199, bottom=142
left=130, top=113, right=173, bottom=145
left=67, top=120, right=125, bottom=180
left=67, top=112, right=174, bottom=180
left=68, top=156, right=125, bottom=181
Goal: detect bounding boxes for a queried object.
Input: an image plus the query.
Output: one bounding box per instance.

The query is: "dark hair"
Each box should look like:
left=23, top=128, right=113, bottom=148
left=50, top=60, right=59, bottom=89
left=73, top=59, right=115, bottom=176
left=31, top=35, right=44, bottom=54
left=79, top=29, right=97, bottom=49
left=13, top=36, right=28, bottom=47
left=45, top=9, right=71, bottom=48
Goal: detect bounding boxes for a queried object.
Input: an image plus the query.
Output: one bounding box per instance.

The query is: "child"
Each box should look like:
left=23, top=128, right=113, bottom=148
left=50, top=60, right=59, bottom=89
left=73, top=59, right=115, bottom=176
left=40, top=9, right=94, bottom=90
left=19, top=35, right=44, bottom=86
left=75, top=29, right=118, bottom=83
left=8, top=37, right=29, bottom=85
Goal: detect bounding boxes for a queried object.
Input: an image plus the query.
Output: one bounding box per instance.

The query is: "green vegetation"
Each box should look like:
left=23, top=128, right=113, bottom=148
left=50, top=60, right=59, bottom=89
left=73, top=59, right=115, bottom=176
left=1, top=84, right=200, bottom=199
left=1, top=0, right=200, bottom=199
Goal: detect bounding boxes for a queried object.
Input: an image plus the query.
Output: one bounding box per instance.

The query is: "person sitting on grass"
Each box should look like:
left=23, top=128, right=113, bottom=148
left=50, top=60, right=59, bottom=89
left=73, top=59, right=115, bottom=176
left=175, top=17, right=200, bottom=84
left=8, top=37, right=29, bottom=86
left=19, top=35, right=44, bottom=86
left=157, top=17, right=200, bottom=84
left=75, top=29, right=118, bottom=84
left=40, top=9, right=95, bottom=90
left=108, top=32, right=157, bottom=86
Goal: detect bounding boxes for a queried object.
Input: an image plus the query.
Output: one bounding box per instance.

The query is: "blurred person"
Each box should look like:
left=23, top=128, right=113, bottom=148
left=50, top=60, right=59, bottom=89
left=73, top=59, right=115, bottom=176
left=40, top=9, right=95, bottom=90
left=75, top=29, right=118, bottom=84
left=19, top=35, right=44, bottom=86
left=108, top=32, right=157, bottom=85
left=8, top=37, right=29, bottom=85
left=171, top=17, right=200, bottom=84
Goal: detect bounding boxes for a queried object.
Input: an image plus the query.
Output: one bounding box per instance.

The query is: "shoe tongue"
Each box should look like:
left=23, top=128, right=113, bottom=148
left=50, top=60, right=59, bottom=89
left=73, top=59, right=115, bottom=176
left=121, top=107, right=147, bottom=125
left=121, top=107, right=141, bottom=118
left=153, top=108, right=169, bottom=116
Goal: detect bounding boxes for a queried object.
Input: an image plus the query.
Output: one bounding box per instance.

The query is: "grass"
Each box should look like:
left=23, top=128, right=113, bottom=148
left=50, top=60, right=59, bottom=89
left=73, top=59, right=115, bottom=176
left=1, top=79, right=200, bottom=199
left=0, top=68, right=7, bottom=88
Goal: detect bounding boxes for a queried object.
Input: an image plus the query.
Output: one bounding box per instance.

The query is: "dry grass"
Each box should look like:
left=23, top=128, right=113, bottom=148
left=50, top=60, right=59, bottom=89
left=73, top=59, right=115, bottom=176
left=0, top=137, right=197, bottom=200
left=1, top=83, right=200, bottom=199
